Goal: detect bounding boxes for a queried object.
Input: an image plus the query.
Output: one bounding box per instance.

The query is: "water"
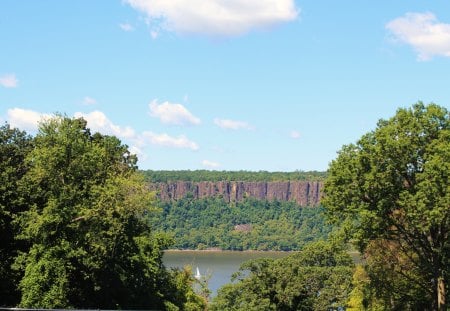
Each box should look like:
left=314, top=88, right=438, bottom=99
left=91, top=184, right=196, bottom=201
left=163, top=250, right=290, bottom=297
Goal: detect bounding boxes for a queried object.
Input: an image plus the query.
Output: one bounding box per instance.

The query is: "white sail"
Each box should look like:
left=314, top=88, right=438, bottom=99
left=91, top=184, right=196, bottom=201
left=194, top=267, right=201, bottom=279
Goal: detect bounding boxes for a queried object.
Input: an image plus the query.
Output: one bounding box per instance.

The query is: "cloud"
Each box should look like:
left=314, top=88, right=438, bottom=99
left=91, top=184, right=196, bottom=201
left=125, top=0, right=299, bottom=37
left=0, top=74, right=18, bottom=88
left=290, top=130, right=301, bottom=139
left=386, top=12, right=450, bottom=60
left=202, top=160, right=220, bottom=168
left=7, top=108, right=51, bottom=132
left=214, top=118, right=252, bottom=130
left=141, top=131, right=199, bottom=150
left=149, top=100, right=201, bottom=126
left=128, top=145, right=148, bottom=161
left=83, top=96, right=97, bottom=105
left=119, top=23, right=135, bottom=32
left=74, top=111, right=135, bottom=139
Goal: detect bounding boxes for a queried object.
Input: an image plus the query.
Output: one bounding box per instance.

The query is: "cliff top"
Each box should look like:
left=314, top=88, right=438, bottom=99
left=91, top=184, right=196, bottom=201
left=142, top=170, right=327, bottom=183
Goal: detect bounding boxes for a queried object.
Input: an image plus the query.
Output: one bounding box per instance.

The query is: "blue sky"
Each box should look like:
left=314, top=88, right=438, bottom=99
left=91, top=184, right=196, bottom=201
left=1, top=0, right=449, bottom=171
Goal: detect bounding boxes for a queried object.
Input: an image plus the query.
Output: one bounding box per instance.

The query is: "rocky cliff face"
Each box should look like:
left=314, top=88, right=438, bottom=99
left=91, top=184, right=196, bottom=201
left=149, top=181, right=323, bottom=206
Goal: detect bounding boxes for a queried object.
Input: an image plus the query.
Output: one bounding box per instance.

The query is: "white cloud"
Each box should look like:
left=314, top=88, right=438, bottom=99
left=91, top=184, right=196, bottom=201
left=0, top=74, right=18, bottom=88
left=214, top=118, right=252, bottom=130
left=119, top=23, right=135, bottom=31
left=129, top=145, right=148, bottom=161
left=141, top=131, right=199, bottom=150
left=149, top=100, right=201, bottom=126
left=83, top=96, right=97, bottom=105
left=202, top=159, right=220, bottom=168
left=7, top=108, right=51, bottom=132
left=125, top=0, right=299, bottom=37
left=290, top=130, right=301, bottom=139
left=386, top=12, right=450, bottom=60
left=74, top=111, right=135, bottom=139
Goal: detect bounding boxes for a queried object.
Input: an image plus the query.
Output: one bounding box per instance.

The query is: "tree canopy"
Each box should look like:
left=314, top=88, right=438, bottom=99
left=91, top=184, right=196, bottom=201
left=210, top=240, right=354, bottom=310
left=143, top=169, right=326, bottom=182
left=0, top=117, right=206, bottom=310
left=0, top=123, right=33, bottom=306
left=151, top=197, right=332, bottom=251
left=323, top=103, right=450, bottom=310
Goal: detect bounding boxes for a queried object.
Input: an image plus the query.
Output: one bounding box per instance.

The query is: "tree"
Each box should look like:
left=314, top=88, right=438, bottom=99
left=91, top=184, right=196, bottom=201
left=210, top=240, right=354, bottom=310
left=323, top=103, right=450, bottom=310
left=0, top=123, right=33, bottom=306
left=14, top=116, right=201, bottom=309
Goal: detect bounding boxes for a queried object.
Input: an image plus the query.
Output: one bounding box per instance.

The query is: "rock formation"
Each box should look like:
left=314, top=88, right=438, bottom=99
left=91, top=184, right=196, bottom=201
left=149, top=181, right=323, bottom=207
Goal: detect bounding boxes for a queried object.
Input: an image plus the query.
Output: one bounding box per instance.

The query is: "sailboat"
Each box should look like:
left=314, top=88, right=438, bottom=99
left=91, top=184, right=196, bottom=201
left=194, top=267, right=201, bottom=280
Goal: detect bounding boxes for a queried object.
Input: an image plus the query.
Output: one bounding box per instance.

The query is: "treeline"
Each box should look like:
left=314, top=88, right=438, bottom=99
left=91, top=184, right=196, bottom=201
left=0, top=118, right=206, bottom=310
left=151, top=197, right=331, bottom=251
left=143, top=169, right=326, bottom=182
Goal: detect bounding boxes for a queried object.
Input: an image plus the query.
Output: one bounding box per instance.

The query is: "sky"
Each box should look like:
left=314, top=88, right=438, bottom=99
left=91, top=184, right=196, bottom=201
left=1, top=0, right=450, bottom=172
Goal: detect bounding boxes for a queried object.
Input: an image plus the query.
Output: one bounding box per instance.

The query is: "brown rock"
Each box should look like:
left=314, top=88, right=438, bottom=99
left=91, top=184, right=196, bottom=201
left=149, top=181, right=323, bottom=207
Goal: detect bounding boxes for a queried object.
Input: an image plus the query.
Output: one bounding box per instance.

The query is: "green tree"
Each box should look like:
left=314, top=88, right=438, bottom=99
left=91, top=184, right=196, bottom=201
left=323, top=103, right=450, bottom=310
left=0, top=123, right=33, bottom=306
left=210, top=240, right=354, bottom=310
left=163, top=266, right=208, bottom=311
left=14, top=116, right=200, bottom=309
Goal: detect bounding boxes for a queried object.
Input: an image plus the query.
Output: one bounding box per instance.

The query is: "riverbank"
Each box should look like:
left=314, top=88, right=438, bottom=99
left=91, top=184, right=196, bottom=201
left=164, top=248, right=296, bottom=253
left=164, top=248, right=363, bottom=263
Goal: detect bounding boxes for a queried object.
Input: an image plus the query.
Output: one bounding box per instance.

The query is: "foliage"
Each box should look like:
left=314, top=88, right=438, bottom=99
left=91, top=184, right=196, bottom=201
left=323, top=103, right=450, bottom=310
left=0, top=123, right=33, bottom=306
left=143, top=169, right=326, bottom=182
left=150, top=196, right=332, bottom=251
left=362, top=240, right=430, bottom=310
left=210, top=240, right=355, bottom=310
left=346, top=265, right=384, bottom=311
left=163, top=266, right=208, bottom=311
left=1, top=116, right=205, bottom=310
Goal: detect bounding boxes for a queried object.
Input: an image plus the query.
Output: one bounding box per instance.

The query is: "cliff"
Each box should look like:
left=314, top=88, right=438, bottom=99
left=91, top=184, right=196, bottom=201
left=149, top=181, right=323, bottom=206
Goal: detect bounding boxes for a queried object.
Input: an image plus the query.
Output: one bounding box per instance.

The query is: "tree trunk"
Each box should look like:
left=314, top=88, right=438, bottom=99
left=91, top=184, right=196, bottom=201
left=437, top=276, right=446, bottom=311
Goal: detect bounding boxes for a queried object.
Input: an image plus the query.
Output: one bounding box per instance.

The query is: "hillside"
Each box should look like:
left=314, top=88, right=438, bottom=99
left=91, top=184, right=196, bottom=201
left=145, top=170, right=331, bottom=251
left=150, top=197, right=331, bottom=251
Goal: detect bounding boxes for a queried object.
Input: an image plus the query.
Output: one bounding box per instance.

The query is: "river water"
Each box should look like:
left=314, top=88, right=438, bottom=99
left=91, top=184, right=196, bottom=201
left=163, top=250, right=290, bottom=297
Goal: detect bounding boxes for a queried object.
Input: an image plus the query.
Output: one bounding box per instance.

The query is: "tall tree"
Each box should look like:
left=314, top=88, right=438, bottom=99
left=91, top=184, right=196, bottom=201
left=0, top=123, right=33, bottom=306
left=14, top=116, right=194, bottom=309
left=323, top=103, right=450, bottom=310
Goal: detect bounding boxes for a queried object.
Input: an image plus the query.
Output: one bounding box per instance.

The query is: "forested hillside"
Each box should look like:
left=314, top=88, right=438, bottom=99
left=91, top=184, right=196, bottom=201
left=147, top=171, right=331, bottom=251
left=150, top=197, right=331, bottom=251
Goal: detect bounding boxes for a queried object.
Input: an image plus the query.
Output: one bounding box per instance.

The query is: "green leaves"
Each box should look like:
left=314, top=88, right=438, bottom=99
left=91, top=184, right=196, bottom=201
left=323, top=102, right=450, bottom=309
left=211, top=240, right=354, bottom=311
left=0, top=123, right=33, bottom=306
left=4, top=116, right=202, bottom=310
left=18, top=243, right=72, bottom=308
left=151, top=196, right=333, bottom=251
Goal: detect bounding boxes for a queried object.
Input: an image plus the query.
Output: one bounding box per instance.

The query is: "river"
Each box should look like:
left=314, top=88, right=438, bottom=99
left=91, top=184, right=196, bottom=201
left=163, top=250, right=291, bottom=297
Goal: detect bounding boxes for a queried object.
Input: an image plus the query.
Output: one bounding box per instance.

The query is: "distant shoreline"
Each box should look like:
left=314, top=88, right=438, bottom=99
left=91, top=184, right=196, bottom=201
left=164, top=248, right=295, bottom=253
left=163, top=249, right=362, bottom=263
